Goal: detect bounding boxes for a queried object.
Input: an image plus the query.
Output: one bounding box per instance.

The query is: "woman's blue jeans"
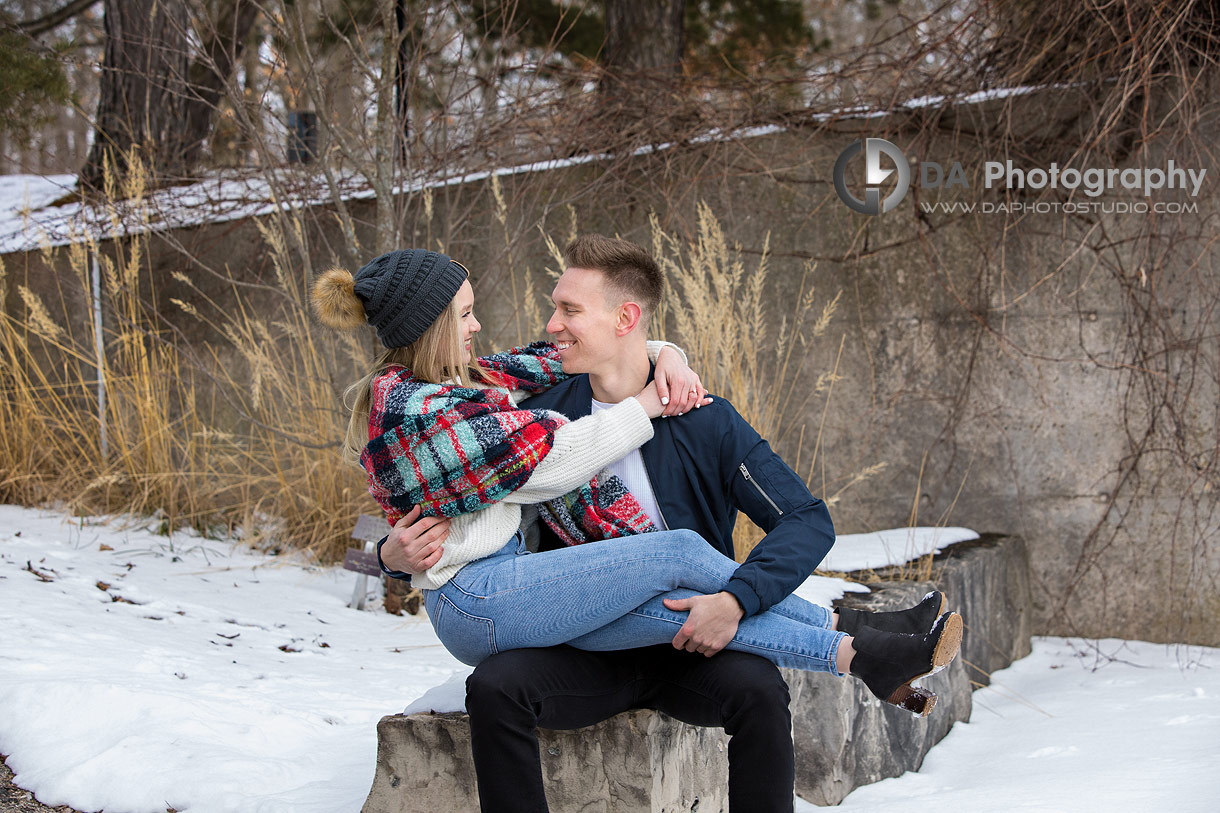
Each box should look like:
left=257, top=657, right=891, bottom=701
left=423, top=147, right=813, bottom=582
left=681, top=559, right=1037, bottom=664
left=422, top=529, right=847, bottom=675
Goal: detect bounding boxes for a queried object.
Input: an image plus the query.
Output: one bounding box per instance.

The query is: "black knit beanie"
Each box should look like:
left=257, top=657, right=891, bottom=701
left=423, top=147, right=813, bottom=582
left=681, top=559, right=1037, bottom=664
left=351, top=249, right=468, bottom=348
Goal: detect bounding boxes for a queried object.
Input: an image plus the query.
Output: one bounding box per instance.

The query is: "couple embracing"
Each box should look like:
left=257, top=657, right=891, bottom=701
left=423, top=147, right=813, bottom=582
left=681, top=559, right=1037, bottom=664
left=313, top=234, right=962, bottom=813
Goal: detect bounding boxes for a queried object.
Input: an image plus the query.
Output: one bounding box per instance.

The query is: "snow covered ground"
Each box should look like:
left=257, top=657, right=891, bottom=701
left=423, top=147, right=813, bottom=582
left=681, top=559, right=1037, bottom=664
left=0, top=505, right=465, bottom=813
left=810, top=636, right=1220, bottom=812
left=2, top=504, right=1216, bottom=812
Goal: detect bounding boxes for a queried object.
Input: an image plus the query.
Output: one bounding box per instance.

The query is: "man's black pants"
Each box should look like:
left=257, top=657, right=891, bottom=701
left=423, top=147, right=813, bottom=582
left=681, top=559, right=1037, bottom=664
left=464, top=644, right=795, bottom=813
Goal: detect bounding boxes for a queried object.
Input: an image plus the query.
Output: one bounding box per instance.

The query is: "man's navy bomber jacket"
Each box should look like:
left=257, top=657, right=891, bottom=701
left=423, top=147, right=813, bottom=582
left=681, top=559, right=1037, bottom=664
left=520, top=370, right=836, bottom=618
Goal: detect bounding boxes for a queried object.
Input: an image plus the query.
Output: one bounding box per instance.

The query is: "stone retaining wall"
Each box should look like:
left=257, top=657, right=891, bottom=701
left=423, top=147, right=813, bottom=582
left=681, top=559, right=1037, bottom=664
left=362, top=534, right=1032, bottom=811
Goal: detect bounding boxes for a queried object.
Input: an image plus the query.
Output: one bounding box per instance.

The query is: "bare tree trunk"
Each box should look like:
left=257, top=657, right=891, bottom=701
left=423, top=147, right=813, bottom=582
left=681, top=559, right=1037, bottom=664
left=604, top=0, right=685, bottom=74
left=79, top=0, right=191, bottom=189
left=394, top=0, right=411, bottom=163
left=232, top=13, right=264, bottom=164
left=374, top=0, right=399, bottom=254
left=179, top=0, right=260, bottom=168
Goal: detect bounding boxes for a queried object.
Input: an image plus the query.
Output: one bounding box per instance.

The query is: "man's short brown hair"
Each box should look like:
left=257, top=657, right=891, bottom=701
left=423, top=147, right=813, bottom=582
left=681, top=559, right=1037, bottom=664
left=564, top=234, right=663, bottom=320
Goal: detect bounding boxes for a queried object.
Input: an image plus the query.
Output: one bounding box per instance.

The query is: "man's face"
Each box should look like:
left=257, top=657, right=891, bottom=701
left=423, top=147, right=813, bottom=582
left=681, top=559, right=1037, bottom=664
left=546, top=266, right=622, bottom=374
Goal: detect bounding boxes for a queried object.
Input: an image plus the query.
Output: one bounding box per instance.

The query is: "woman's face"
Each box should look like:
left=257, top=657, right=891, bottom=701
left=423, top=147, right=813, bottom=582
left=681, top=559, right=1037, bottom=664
left=455, top=279, right=480, bottom=364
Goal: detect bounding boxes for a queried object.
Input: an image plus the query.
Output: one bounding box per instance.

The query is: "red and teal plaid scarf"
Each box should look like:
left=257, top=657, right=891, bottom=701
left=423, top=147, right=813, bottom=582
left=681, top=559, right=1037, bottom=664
left=360, top=342, right=657, bottom=545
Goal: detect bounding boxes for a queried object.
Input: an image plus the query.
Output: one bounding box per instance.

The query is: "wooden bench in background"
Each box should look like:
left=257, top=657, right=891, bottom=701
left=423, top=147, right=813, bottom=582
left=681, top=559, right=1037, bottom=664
left=344, top=514, right=422, bottom=615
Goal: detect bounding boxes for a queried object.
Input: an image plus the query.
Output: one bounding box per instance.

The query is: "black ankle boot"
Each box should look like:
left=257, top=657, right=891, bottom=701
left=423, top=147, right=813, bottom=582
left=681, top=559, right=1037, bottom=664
left=848, top=611, right=963, bottom=717
left=837, top=590, right=947, bottom=637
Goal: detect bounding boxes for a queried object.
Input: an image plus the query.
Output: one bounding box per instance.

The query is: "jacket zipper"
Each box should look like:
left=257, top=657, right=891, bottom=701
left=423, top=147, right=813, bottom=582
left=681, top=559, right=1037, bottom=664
left=739, top=463, right=784, bottom=516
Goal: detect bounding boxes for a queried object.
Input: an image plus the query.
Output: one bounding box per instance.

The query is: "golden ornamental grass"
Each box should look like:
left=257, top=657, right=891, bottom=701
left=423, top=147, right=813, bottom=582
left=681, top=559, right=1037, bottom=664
left=2, top=162, right=887, bottom=571
left=0, top=154, right=371, bottom=559
left=646, top=203, right=882, bottom=560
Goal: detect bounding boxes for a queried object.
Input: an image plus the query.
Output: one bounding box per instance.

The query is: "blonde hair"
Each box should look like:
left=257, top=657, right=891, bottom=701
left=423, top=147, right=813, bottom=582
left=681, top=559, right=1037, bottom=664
left=312, top=267, right=497, bottom=465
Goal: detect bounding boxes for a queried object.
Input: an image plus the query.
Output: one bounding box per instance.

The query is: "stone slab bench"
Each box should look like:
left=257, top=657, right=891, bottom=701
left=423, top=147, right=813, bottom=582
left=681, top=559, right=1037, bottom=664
left=362, top=533, right=1032, bottom=811
left=369, top=708, right=732, bottom=813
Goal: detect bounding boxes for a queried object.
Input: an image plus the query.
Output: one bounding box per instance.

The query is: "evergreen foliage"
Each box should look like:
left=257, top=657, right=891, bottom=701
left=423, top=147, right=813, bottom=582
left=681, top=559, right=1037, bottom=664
left=0, top=26, right=72, bottom=147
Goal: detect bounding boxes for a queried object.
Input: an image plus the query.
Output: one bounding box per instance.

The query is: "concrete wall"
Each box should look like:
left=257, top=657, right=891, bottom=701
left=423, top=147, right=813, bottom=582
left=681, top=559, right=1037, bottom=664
left=438, top=94, right=1219, bottom=645
left=5, top=87, right=1217, bottom=644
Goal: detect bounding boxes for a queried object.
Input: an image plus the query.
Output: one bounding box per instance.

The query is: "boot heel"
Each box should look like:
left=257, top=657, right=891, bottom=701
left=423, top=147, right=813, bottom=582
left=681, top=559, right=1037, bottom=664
left=849, top=612, right=962, bottom=718
left=886, top=683, right=937, bottom=717
left=931, top=612, right=963, bottom=671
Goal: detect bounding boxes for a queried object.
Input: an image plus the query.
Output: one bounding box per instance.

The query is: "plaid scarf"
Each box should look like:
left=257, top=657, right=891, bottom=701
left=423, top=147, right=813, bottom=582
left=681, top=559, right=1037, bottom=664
left=360, top=341, right=657, bottom=545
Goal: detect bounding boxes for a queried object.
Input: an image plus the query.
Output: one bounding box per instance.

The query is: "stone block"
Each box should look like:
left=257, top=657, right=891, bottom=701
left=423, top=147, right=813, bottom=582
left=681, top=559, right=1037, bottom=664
left=786, top=646, right=969, bottom=805
left=793, top=533, right=1034, bottom=805
left=363, top=534, right=1032, bottom=810
left=363, top=709, right=729, bottom=813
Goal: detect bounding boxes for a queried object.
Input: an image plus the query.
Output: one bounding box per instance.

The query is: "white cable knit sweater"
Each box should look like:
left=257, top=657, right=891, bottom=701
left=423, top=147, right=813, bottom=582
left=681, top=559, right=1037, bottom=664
left=411, top=395, right=654, bottom=590
left=409, top=341, right=679, bottom=591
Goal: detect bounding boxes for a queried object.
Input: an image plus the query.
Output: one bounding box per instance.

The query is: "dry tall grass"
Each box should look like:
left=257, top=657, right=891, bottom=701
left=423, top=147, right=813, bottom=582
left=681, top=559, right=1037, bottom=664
left=2, top=166, right=881, bottom=568
left=646, top=203, right=885, bottom=560
left=0, top=155, right=371, bottom=560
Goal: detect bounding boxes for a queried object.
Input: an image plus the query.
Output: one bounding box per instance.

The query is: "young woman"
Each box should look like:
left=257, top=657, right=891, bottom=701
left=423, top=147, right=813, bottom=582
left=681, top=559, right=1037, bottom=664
left=314, top=248, right=962, bottom=717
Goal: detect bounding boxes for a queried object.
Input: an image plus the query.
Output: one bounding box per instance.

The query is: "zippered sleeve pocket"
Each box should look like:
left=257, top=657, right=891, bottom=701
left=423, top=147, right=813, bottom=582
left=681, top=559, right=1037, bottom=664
left=739, top=462, right=784, bottom=517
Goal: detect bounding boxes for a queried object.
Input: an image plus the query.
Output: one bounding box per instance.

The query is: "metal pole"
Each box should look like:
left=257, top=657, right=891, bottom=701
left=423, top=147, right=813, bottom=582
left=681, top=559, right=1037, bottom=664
left=92, top=249, right=107, bottom=459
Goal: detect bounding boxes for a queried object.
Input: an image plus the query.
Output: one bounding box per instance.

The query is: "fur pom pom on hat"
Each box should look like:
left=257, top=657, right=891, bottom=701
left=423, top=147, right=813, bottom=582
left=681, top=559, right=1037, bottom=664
left=312, top=268, right=366, bottom=330
left=310, top=249, right=468, bottom=348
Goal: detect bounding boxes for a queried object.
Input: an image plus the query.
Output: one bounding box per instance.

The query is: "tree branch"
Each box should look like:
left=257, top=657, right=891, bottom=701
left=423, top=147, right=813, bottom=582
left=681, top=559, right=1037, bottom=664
left=17, top=0, right=101, bottom=38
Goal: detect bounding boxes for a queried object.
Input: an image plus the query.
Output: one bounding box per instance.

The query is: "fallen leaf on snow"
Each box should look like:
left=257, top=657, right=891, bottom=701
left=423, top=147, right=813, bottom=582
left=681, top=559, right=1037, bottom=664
left=25, top=561, right=54, bottom=582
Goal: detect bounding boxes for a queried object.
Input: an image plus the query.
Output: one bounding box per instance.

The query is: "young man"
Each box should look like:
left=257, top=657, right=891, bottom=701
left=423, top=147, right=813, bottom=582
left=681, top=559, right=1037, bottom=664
left=380, top=234, right=838, bottom=812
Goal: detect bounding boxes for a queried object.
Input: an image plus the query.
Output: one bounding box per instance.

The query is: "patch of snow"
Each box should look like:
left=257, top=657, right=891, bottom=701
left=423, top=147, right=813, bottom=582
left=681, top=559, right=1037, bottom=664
left=402, top=669, right=473, bottom=716
left=793, top=573, right=870, bottom=607
left=897, top=83, right=1058, bottom=113
left=799, top=636, right=1220, bottom=812
left=821, top=526, right=979, bottom=573
left=0, top=173, right=75, bottom=213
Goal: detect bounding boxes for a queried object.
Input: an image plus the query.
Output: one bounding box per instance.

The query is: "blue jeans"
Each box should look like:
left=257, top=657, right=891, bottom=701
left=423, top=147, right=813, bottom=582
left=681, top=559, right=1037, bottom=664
left=423, top=529, right=846, bottom=675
